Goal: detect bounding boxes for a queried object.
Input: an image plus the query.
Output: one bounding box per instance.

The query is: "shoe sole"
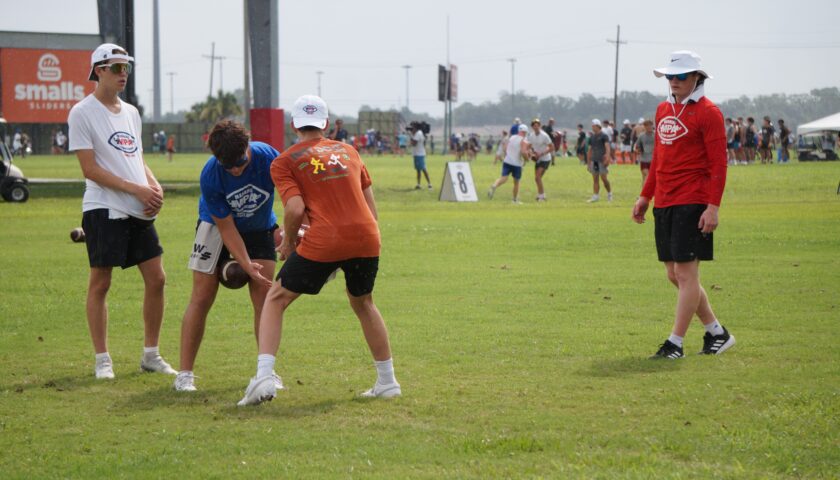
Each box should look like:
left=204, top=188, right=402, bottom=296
left=141, top=365, right=177, bottom=375
left=714, top=335, right=736, bottom=355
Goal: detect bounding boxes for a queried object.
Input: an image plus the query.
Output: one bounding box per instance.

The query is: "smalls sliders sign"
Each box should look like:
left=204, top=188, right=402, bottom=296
left=1, top=48, right=94, bottom=123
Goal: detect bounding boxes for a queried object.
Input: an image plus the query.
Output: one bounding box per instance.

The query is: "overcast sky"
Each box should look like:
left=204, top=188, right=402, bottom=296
left=2, top=0, right=839, bottom=119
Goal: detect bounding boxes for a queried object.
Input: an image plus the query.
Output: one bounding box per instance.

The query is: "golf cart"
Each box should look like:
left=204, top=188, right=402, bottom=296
left=0, top=118, right=30, bottom=202
left=797, top=132, right=838, bottom=161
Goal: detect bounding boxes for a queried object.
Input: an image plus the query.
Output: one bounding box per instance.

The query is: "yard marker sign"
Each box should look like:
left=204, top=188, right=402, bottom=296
left=439, top=162, right=477, bottom=202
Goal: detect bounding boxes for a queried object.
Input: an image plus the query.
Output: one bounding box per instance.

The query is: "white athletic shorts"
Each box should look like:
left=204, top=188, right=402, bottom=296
left=187, top=221, right=224, bottom=274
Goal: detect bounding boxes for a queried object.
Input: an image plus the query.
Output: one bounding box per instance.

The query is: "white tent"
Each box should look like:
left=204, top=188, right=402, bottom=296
left=797, top=112, right=840, bottom=135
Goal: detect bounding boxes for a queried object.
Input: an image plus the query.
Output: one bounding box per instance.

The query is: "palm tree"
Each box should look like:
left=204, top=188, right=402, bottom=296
left=185, top=90, right=243, bottom=124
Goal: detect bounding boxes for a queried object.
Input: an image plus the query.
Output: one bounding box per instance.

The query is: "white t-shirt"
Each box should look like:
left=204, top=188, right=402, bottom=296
left=504, top=134, right=528, bottom=166
left=526, top=129, right=553, bottom=162
left=412, top=130, right=426, bottom=156
left=68, top=95, right=151, bottom=219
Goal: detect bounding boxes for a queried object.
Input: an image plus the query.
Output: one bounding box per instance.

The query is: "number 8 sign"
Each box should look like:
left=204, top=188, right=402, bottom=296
left=439, top=162, right=478, bottom=202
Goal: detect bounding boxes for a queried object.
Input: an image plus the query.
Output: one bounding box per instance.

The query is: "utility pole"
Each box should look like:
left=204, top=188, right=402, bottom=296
left=402, top=65, right=411, bottom=110
left=316, top=71, right=324, bottom=97
left=508, top=58, right=516, bottom=115
left=152, top=0, right=161, bottom=121
left=606, top=25, right=626, bottom=126
left=243, top=1, right=251, bottom=126
left=166, top=72, right=176, bottom=115
left=216, top=55, right=227, bottom=92
left=202, top=42, right=216, bottom=98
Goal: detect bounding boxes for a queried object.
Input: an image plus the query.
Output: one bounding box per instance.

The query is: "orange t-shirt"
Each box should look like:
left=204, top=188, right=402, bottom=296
left=270, top=137, right=380, bottom=262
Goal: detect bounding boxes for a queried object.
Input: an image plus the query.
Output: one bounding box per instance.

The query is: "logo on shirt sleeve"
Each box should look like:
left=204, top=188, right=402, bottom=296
left=657, top=117, right=688, bottom=144
left=108, top=131, right=138, bottom=153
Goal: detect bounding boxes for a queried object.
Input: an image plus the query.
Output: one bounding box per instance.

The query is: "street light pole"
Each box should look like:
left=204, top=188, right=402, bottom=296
left=316, top=70, right=324, bottom=97
left=166, top=72, right=176, bottom=115
left=402, top=65, right=411, bottom=110
left=508, top=58, right=516, bottom=114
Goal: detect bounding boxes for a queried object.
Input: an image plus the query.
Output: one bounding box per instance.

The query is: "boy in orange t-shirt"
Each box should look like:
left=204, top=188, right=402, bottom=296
left=238, top=95, right=400, bottom=406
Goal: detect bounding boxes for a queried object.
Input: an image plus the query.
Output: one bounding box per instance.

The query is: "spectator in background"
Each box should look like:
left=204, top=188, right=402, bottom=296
left=494, top=130, right=508, bottom=164
left=586, top=119, right=612, bottom=203
left=603, top=120, right=616, bottom=163
left=735, top=116, right=746, bottom=164
left=12, top=129, right=22, bottom=156
left=328, top=118, right=348, bottom=143
left=485, top=135, right=494, bottom=155
left=510, top=117, right=522, bottom=136
left=620, top=119, right=633, bottom=164
left=396, top=130, right=408, bottom=156
left=744, top=118, right=757, bottom=163
left=778, top=119, right=791, bottom=163
left=409, top=124, right=432, bottom=190
left=725, top=118, right=736, bottom=165
left=158, top=130, right=167, bottom=155
left=166, top=134, right=176, bottom=162
left=527, top=119, right=554, bottom=202
left=634, top=119, right=655, bottom=185
left=575, top=124, right=587, bottom=165
left=759, top=116, right=775, bottom=164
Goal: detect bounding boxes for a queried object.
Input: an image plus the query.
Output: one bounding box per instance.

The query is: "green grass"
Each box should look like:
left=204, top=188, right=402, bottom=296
left=1, top=151, right=838, bottom=479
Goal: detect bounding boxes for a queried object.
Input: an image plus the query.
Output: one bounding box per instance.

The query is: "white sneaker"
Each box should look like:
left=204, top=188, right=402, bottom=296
left=140, top=354, right=177, bottom=375
left=359, top=381, right=402, bottom=399
left=487, top=184, right=496, bottom=199
left=587, top=195, right=600, bottom=203
left=174, top=371, right=197, bottom=392
left=272, top=371, right=286, bottom=391
left=237, top=376, right=277, bottom=406
left=95, top=357, right=115, bottom=380
left=607, top=192, right=613, bottom=202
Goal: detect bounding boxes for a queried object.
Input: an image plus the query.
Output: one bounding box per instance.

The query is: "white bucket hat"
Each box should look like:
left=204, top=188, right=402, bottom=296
left=292, top=95, right=329, bottom=129
left=653, top=50, right=712, bottom=79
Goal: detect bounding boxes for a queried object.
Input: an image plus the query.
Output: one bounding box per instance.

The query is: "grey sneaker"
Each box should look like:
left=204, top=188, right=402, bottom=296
left=237, top=376, right=277, bottom=406
left=487, top=184, right=496, bottom=199
left=140, top=354, right=177, bottom=375
left=359, top=381, right=402, bottom=399
left=173, top=371, right=197, bottom=392
left=95, top=357, right=115, bottom=380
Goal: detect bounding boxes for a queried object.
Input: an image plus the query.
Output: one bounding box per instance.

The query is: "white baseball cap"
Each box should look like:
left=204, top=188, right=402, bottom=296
left=88, top=43, right=134, bottom=81
left=638, top=117, right=645, bottom=123
left=623, top=119, right=630, bottom=125
left=292, top=95, right=329, bottom=129
left=517, top=124, right=528, bottom=133
left=653, top=50, right=712, bottom=79
left=592, top=119, right=602, bottom=127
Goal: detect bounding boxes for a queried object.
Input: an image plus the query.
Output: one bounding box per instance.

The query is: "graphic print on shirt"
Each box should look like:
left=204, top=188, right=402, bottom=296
left=226, top=184, right=270, bottom=218
left=301, top=145, right=350, bottom=182
left=108, top=131, right=138, bottom=154
left=657, top=117, right=688, bottom=145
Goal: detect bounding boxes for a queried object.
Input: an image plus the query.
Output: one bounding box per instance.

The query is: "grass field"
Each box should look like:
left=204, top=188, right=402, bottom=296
left=1, top=151, right=838, bottom=478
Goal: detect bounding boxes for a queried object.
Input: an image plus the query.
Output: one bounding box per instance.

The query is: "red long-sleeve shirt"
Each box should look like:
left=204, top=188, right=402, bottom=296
left=641, top=94, right=727, bottom=207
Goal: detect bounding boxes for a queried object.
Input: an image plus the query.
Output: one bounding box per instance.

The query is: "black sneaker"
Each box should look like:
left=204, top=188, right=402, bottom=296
left=650, top=340, right=684, bottom=359
left=699, top=327, right=736, bottom=355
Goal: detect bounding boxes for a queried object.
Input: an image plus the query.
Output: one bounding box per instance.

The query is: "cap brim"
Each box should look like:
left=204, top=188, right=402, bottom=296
left=293, top=118, right=328, bottom=129
left=654, top=67, right=712, bottom=79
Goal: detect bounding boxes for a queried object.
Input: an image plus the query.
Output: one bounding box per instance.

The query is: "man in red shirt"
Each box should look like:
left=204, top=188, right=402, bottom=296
left=238, top=95, right=400, bottom=406
left=632, top=51, right=736, bottom=359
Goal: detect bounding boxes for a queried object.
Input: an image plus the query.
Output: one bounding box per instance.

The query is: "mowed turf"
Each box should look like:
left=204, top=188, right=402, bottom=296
left=0, top=151, right=838, bottom=479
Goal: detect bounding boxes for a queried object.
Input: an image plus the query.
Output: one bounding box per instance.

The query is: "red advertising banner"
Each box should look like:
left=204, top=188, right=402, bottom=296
left=1, top=48, right=94, bottom=123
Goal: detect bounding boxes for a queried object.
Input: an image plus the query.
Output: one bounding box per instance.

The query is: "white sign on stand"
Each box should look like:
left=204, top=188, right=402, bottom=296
left=439, top=162, right=478, bottom=202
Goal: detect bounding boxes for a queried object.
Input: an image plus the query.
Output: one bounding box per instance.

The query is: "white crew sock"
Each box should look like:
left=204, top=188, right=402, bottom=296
left=704, top=320, right=725, bottom=336
left=95, top=352, right=111, bottom=363
left=374, top=358, right=396, bottom=386
left=143, top=346, right=159, bottom=359
left=668, top=334, right=684, bottom=347
left=256, top=354, right=276, bottom=379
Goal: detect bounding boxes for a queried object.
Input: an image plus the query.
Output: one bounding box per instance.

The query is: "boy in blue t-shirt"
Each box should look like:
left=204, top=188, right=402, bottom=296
left=174, top=120, right=282, bottom=392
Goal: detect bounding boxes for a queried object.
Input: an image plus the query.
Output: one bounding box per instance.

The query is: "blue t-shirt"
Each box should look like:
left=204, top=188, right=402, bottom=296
left=198, top=141, right=279, bottom=232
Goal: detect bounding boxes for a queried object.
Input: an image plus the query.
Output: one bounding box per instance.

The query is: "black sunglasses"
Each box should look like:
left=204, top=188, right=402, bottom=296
left=219, top=154, right=249, bottom=170
left=665, top=72, right=691, bottom=81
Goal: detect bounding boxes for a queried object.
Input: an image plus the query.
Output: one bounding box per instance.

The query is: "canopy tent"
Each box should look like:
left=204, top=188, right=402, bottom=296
left=797, top=112, right=840, bottom=135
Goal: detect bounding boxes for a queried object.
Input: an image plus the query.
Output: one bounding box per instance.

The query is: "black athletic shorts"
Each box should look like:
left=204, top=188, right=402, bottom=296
left=653, top=204, right=713, bottom=262
left=82, top=208, right=163, bottom=269
left=213, top=222, right=278, bottom=263
left=277, top=252, right=378, bottom=297
left=535, top=160, right=551, bottom=171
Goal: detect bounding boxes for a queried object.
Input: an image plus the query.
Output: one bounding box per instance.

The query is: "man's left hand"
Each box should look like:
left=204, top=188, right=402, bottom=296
left=698, top=204, right=719, bottom=233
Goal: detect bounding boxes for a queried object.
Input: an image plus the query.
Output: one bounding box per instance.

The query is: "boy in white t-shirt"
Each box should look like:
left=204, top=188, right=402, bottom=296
left=68, top=43, right=175, bottom=380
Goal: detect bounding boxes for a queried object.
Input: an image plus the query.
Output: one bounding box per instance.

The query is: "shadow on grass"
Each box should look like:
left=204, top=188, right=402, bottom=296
left=584, top=356, right=683, bottom=377
left=2, top=370, right=149, bottom=393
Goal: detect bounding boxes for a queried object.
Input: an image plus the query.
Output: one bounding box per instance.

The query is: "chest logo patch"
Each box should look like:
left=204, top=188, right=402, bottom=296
left=108, top=131, right=138, bottom=153
left=657, top=116, right=688, bottom=144
left=226, top=184, right=270, bottom=218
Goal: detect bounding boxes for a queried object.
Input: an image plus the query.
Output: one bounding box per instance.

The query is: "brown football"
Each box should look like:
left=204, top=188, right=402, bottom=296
left=70, top=227, right=86, bottom=243
left=218, top=259, right=249, bottom=289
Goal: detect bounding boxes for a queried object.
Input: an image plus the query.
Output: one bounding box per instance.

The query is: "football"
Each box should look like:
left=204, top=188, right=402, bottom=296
left=70, top=227, right=86, bottom=243
left=218, top=259, right=249, bottom=289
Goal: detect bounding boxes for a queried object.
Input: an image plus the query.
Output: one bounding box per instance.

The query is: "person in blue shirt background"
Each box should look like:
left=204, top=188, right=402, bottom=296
left=174, top=120, right=283, bottom=392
